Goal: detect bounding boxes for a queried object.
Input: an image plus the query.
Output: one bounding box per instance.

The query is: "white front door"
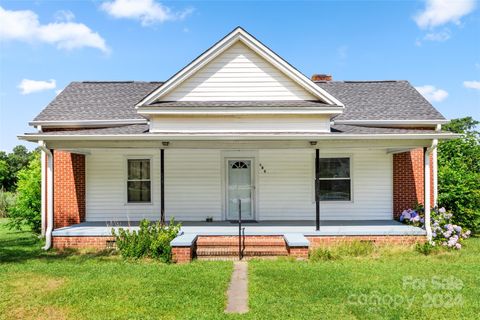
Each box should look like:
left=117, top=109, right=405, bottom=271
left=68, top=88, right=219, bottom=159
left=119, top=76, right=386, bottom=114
left=226, top=159, right=254, bottom=220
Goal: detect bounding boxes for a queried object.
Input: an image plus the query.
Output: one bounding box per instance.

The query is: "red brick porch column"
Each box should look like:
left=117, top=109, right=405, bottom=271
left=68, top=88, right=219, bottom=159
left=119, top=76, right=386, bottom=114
left=53, top=151, right=86, bottom=229
left=393, top=148, right=434, bottom=219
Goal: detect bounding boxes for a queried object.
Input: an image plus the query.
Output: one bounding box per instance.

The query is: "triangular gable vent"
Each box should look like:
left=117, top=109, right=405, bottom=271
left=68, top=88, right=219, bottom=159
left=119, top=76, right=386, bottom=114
left=137, top=27, right=343, bottom=106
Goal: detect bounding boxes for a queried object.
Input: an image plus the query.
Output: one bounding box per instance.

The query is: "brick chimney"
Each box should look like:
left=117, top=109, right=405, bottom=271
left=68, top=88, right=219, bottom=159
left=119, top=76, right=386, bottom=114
left=311, top=74, right=332, bottom=81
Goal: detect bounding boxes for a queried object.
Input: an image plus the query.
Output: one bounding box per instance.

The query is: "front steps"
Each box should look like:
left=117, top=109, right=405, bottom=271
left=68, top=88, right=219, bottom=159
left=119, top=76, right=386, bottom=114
left=195, top=236, right=289, bottom=260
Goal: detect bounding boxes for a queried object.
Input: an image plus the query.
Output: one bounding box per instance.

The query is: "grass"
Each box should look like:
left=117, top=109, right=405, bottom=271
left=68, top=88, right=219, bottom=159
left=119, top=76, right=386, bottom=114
left=0, top=219, right=233, bottom=320
left=248, top=240, right=480, bottom=319
left=1, top=219, right=479, bottom=319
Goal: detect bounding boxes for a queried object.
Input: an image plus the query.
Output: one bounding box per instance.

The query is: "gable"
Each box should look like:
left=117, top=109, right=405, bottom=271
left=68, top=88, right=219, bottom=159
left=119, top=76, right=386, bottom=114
left=137, top=27, right=344, bottom=107
left=161, top=42, right=316, bottom=101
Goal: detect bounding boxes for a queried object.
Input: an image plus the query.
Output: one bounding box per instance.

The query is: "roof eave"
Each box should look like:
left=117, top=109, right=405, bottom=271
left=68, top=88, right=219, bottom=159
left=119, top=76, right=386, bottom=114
left=18, top=132, right=460, bottom=142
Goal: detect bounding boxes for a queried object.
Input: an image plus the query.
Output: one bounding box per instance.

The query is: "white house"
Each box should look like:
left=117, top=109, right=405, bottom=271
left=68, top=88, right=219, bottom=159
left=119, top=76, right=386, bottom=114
left=21, top=27, right=456, bottom=262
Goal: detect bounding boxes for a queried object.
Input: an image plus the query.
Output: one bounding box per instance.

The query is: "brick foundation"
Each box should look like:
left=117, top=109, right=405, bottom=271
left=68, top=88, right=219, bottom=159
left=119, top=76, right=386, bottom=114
left=288, top=247, right=309, bottom=259
left=172, top=247, right=194, bottom=263
left=53, top=236, right=115, bottom=250
left=393, top=148, right=434, bottom=219
left=307, top=235, right=425, bottom=249
left=53, top=151, right=86, bottom=229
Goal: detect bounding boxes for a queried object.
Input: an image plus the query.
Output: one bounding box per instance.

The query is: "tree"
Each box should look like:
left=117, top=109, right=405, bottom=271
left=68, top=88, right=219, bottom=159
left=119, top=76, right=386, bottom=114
left=0, top=159, right=8, bottom=188
left=8, top=153, right=41, bottom=233
left=0, top=145, right=36, bottom=191
left=438, top=117, right=480, bottom=233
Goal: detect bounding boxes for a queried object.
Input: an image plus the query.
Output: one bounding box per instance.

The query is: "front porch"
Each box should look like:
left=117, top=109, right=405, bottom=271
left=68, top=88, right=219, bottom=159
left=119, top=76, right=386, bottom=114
left=52, top=219, right=425, bottom=237
left=51, top=219, right=425, bottom=262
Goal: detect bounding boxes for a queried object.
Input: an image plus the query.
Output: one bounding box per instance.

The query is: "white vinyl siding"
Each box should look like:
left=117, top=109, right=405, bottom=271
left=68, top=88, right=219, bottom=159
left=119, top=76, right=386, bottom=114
left=165, top=149, right=222, bottom=221
left=258, top=149, right=315, bottom=219
left=150, top=115, right=331, bottom=133
left=86, top=149, right=161, bottom=222
left=160, top=42, right=316, bottom=101
left=85, top=148, right=393, bottom=222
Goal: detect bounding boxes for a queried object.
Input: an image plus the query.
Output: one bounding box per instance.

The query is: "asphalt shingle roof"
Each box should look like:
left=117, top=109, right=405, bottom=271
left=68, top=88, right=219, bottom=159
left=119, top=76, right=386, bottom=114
left=33, top=82, right=162, bottom=121
left=31, top=80, right=445, bottom=122
left=316, top=80, right=445, bottom=121
left=26, top=124, right=443, bottom=136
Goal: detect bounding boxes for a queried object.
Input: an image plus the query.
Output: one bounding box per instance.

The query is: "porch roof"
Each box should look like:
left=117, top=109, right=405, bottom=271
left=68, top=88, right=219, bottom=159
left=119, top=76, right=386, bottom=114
left=52, top=220, right=426, bottom=237
left=21, top=124, right=457, bottom=141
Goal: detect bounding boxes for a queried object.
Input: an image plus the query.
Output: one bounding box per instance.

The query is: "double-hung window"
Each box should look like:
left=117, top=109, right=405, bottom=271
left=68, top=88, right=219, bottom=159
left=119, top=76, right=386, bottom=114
left=319, top=157, right=351, bottom=201
left=127, top=159, right=151, bottom=203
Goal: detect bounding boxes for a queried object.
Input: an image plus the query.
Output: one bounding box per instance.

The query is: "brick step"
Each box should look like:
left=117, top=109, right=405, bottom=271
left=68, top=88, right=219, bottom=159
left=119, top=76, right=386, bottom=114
left=197, top=256, right=285, bottom=261
left=196, top=246, right=289, bottom=257
left=196, top=236, right=286, bottom=247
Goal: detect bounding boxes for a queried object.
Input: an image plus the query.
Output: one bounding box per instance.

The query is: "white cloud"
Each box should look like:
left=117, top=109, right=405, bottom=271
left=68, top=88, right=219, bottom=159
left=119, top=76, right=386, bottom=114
left=415, top=85, right=449, bottom=102
left=18, top=79, right=56, bottom=95
left=463, top=80, right=480, bottom=90
left=414, top=0, right=476, bottom=29
left=0, top=6, right=109, bottom=53
left=54, top=10, right=75, bottom=22
left=337, top=45, right=348, bottom=60
left=423, top=29, right=451, bottom=41
left=101, top=0, right=193, bottom=26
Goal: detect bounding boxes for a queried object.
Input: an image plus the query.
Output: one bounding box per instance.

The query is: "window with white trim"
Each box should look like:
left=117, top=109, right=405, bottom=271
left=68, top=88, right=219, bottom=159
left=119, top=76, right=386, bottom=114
left=319, top=157, right=351, bottom=201
left=127, top=159, right=151, bottom=203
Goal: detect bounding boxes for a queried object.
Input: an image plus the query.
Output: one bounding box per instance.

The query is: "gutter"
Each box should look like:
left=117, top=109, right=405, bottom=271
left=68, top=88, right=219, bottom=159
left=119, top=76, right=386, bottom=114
left=29, top=119, right=147, bottom=128
left=18, top=132, right=460, bottom=142
left=333, top=119, right=450, bottom=127
left=38, top=141, right=53, bottom=250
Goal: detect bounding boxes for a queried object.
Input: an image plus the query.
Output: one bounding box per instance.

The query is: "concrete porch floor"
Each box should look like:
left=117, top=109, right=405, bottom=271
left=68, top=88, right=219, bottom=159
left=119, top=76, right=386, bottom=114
left=52, top=220, right=426, bottom=237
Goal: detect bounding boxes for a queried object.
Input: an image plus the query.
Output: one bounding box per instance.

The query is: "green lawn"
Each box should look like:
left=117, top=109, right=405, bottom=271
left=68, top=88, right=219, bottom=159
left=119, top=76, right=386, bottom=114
left=1, top=219, right=479, bottom=319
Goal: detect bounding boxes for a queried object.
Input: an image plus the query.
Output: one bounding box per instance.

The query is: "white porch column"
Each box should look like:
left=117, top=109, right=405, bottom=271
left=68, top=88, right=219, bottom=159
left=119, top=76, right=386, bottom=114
left=424, top=140, right=438, bottom=241
left=38, top=141, right=53, bottom=250
left=432, top=146, right=438, bottom=207
left=40, top=150, right=46, bottom=237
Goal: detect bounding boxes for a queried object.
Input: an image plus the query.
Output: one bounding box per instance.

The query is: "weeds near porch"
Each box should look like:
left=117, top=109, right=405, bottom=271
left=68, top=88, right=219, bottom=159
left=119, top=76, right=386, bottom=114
left=415, top=242, right=438, bottom=256
left=310, top=240, right=375, bottom=261
left=112, top=218, right=181, bottom=262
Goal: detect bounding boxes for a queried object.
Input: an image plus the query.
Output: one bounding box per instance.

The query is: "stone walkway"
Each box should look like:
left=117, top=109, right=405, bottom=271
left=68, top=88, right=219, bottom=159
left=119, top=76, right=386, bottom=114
left=225, top=261, right=249, bottom=314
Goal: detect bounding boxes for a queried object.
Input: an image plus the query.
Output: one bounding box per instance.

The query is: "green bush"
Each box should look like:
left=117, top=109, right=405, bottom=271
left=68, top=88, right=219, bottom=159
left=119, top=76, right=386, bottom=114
left=112, top=219, right=181, bottom=262
left=7, top=153, right=41, bottom=233
left=0, top=188, right=16, bottom=218
left=438, top=117, right=480, bottom=234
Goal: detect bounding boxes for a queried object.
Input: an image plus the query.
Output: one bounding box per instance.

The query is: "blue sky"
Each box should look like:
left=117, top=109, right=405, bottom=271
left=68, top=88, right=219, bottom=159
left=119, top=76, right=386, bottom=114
left=1, top=0, right=479, bottom=151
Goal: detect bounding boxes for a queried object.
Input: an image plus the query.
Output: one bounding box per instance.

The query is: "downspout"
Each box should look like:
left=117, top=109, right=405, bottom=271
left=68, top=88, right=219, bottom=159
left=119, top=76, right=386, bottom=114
left=424, top=139, right=438, bottom=242
left=38, top=141, right=53, bottom=250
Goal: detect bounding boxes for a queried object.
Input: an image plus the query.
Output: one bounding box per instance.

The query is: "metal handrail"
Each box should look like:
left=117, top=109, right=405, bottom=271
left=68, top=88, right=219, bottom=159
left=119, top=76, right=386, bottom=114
left=238, top=199, right=246, bottom=260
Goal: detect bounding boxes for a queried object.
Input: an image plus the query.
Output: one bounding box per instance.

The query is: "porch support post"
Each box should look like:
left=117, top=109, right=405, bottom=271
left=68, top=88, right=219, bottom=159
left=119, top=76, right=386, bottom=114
left=160, top=149, right=165, bottom=224
left=315, top=149, right=320, bottom=231
left=432, top=144, right=438, bottom=207
left=40, top=150, right=46, bottom=237
left=424, top=141, right=437, bottom=242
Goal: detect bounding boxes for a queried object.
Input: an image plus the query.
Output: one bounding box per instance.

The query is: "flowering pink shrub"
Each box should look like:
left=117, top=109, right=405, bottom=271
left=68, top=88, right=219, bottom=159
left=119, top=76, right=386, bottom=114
left=399, top=207, right=471, bottom=250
